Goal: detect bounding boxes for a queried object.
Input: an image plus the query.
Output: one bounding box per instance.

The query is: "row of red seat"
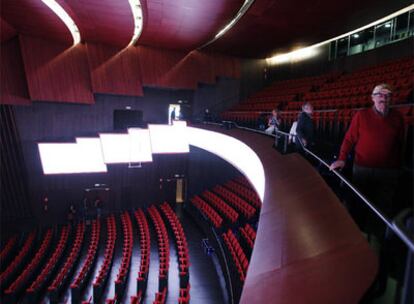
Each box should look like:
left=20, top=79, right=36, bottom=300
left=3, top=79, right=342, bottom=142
left=153, top=287, right=167, bottom=304
left=148, top=206, right=170, bottom=293
left=213, top=185, right=256, bottom=220
left=71, top=219, right=101, bottom=304
left=113, top=212, right=133, bottom=299
left=303, top=86, right=411, bottom=105
left=234, top=176, right=254, bottom=189
left=4, top=229, right=52, bottom=298
left=130, top=290, right=143, bottom=304
left=222, top=230, right=249, bottom=283
left=0, top=230, right=36, bottom=289
left=106, top=211, right=134, bottom=303
left=178, top=283, right=191, bottom=304
left=160, top=202, right=190, bottom=290
left=202, top=190, right=239, bottom=224
left=190, top=195, right=223, bottom=228
left=0, top=235, right=17, bottom=269
left=26, top=226, right=70, bottom=300
left=223, top=57, right=413, bottom=115
left=133, top=208, right=151, bottom=296
left=239, top=224, right=257, bottom=250
left=324, top=58, right=413, bottom=89
left=49, top=222, right=85, bottom=302
left=225, top=180, right=261, bottom=209
left=93, top=215, right=116, bottom=302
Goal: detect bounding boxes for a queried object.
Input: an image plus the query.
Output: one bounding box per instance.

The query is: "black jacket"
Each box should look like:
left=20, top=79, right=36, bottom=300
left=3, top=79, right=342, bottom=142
left=296, top=112, right=314, bottom=144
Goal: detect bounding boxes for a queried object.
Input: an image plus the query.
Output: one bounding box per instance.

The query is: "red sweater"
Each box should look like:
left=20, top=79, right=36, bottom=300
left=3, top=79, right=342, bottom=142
left=338, top=108, right=404, bottom=168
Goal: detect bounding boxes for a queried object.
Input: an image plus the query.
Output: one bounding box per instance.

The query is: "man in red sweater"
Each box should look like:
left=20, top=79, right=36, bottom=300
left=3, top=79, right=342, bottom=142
left=330, top=83, right=404, bottom=215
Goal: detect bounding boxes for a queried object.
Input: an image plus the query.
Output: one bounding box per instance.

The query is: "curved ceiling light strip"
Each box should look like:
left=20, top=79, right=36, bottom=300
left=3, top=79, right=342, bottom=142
left=128, top=0, right=144, bottom=46
left=41, top=0, right=80, bottom=45
left=198, top=0, right=255, bottom=50
left=267, top=4, right=414, bottom=65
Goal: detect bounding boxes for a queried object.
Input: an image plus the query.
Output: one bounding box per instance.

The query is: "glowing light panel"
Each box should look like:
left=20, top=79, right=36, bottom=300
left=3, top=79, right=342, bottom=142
left=128, top=128, right=153, bottom=162
left=41, top=0, right=80, bottom=45
left=187, top=127, right=265, bottom=201
left=99, top=134, right=131, bottom=164
left=38, top=142, right=107, bottom=174
left=148, top=124, right=190, bottom=154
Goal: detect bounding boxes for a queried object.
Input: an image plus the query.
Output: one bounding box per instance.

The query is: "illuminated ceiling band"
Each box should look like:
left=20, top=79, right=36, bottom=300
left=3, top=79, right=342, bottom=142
left=128, top=0, right=144, bottom=46
left=41, top=0, right=80, bottom=45
left=267, top=4, right=414, bottom=65
left=199, top=0, right=255, bottom=49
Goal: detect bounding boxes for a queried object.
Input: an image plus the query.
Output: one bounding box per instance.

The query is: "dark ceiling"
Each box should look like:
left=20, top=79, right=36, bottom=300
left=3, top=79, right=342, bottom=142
left=1, top=0, right=412, bottom=58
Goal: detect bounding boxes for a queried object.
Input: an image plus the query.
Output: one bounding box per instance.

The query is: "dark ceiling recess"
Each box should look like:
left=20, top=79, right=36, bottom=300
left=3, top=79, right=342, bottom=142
left=1, top=0, right=411, bottom=58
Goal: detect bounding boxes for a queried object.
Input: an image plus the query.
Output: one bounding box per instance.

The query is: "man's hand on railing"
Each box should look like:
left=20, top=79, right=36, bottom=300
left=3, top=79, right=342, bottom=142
left=301, top=138, right=307, bottom=147
left=329, top=160, right=345, bottom=171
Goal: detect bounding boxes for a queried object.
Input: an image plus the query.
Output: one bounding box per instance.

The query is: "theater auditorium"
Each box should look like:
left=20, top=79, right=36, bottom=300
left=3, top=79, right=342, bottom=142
left=1, top=1, right=413, bottom=303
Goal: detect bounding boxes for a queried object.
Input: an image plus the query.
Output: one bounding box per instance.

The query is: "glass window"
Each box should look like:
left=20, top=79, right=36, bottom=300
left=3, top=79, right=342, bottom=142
left=409, top=10, right=414, bottom=36
left=329, top=41, right=337, bottom=60
left=349, top=31, right=365, bottom=55
left=394, top=12, right=409, bottom=40
left=363, top=28, right=375, bottom=51
left=337, top=37, right=349, bottom=58
left=375, top=21, right=393, bottom=47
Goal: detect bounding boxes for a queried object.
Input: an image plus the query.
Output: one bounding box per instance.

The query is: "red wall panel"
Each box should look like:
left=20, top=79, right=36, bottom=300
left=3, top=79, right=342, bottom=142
left=86, top=43, right=143, bottom=96
left=0, top=17, right=17, bottom=43
left=0, top=37, right=31, bottom=105
left=4, top=36, right=240, bottom=104
left=138, top=46, right=241, bottom=90
left=19, top=35, right=94, bottom=104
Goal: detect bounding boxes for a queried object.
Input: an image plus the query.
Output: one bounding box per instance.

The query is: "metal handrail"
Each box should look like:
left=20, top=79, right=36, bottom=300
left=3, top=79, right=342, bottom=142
left=207, top=120, right=414, bottom=252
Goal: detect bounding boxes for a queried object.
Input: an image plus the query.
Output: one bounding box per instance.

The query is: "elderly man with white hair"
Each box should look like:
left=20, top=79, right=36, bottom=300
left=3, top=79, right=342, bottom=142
left=330, top=83, right=404, bottom=216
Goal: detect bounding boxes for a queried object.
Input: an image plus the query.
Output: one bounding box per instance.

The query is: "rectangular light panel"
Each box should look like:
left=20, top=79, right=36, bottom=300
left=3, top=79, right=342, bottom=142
left=99, top=134, right=131, bottom=164
left=128, top=128, right=153, bottom=162
left=38, top=142, right=107, bottom=174
left=148, top=124, right=189, bottom=154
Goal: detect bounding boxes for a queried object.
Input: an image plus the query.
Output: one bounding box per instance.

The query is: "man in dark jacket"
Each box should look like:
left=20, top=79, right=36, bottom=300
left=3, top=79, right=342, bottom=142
left=296, top=102, right=314, bottom=150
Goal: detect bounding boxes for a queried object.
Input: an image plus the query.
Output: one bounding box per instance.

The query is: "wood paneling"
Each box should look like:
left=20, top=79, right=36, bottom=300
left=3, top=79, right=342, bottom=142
left=0, top=105, right=33, bottom=221
left=19, top=35, right=94, bottom=104
left=86, top=43, right=143, bottom=96
left=139, top=0, right=244, bottom=51
left=63, top=0, right=134, bottom=47
left=0, top=17, right=17, bottom=43
left=2, top=36, right=239, bottom=105
left=0, top=38, right=31, bottom=105
left=1, top=0, right=72, bottom=45
left=138, top=46, right=240, bottom=90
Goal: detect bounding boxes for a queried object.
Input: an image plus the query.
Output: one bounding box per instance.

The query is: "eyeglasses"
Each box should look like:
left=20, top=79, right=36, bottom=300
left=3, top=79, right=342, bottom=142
left=372, top=92, right=392, bottom=98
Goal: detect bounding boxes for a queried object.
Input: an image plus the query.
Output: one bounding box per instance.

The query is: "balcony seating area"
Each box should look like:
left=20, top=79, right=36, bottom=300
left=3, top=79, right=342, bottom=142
left=202, top=190, right=239, bottom=224
left=187, top=177, right=261, bottom=303
left=190, top=195, right=223, bottom=228
left=221, top=229, right=249, bottom=284
left=212, top=185, right=257, bottom=220
left=221, top=57, right=413, bottom=126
